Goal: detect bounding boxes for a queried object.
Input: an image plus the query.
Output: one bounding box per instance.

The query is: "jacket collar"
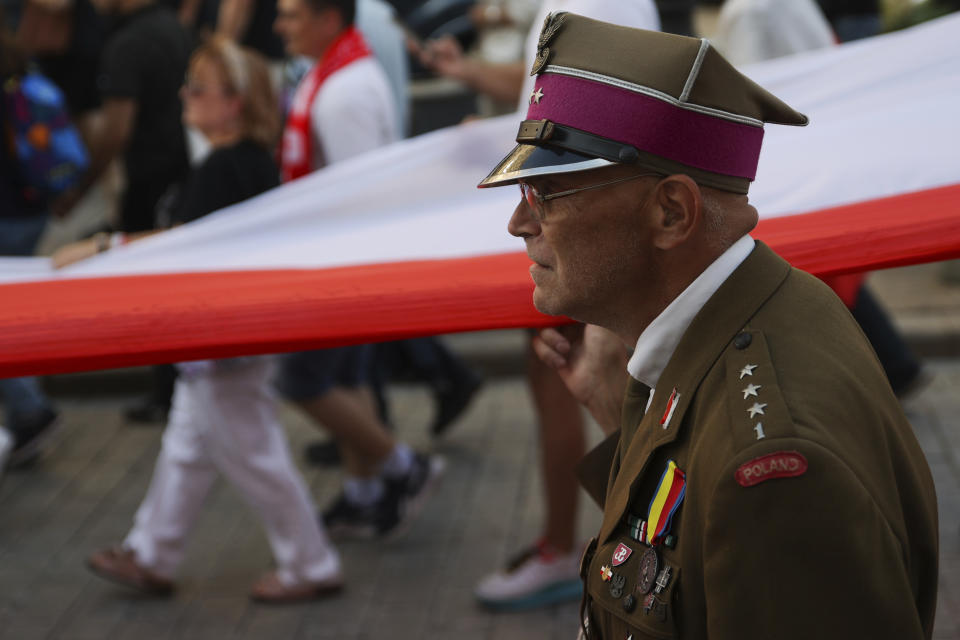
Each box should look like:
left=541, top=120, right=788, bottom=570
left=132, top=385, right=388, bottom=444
left=628, top=234, right=755, bottom=390
left=598, top=241, right=791, bottom=543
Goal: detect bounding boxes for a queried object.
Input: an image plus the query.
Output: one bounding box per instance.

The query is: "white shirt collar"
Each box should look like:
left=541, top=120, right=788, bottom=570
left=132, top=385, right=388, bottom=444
left=627, top=234, right=756, bottom=389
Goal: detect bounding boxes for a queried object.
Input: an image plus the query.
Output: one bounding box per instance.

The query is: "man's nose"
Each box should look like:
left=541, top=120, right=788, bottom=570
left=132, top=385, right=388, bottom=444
left=507, top=199, right=541, bottom=238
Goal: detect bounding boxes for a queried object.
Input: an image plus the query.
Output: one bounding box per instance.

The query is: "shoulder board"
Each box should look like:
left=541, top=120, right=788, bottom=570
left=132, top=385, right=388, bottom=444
left=723, top=329, right=796, bottom=451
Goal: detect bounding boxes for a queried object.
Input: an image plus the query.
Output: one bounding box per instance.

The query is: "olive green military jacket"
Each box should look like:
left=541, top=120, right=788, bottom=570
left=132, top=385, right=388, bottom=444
left=578, top=242, right=938, bottom=640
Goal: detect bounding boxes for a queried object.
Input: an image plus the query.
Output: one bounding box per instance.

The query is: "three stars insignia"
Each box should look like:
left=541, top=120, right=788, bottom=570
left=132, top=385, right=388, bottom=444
left=737, top=364, right=768, bottom=439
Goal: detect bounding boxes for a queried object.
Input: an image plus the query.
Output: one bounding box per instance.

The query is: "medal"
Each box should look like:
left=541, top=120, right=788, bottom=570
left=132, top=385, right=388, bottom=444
left=625, top=514, right=647, bottom=544
left=635, top=548, right=658, bottom=595
left=609, top=573, right=626, bottom=598
left=646, top=460, right=686, bottom=546
left=653, top=566, right=672, bottom=594
left=642, top=593, right=656, bottom=614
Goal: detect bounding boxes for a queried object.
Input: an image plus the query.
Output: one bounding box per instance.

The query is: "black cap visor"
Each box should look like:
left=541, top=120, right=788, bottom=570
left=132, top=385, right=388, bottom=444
left=477, top=143, right=613, bottom=188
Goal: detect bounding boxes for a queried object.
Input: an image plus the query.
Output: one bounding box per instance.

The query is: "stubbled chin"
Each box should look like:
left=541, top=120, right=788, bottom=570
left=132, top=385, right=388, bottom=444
left=532, top=286, right=563, bottom=317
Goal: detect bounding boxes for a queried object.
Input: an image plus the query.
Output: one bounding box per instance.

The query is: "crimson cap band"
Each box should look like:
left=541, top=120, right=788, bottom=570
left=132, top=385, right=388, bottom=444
left=478, top=12, right=808, bottom=194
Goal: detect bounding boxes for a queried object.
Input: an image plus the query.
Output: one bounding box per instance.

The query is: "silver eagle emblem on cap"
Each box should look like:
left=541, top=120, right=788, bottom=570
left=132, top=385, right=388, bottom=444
left=531, top=12, right=566, bottom=76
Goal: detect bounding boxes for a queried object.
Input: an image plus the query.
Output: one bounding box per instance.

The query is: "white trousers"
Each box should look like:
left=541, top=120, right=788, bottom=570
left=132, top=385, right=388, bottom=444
left=124, top=357, right=340, bottom=587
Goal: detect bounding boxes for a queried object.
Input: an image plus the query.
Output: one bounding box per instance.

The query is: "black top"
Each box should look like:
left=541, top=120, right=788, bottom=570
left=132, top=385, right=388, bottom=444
left=241, top=0, right=285, bottom=61
left=98, top=3, right=193, bottom=188
left=192, top=0, right=284, bottom=60
left=172, top=139, right=279, bottom=225
left=36, top=0, right=107, bottom=116
left=815, top=0, right=880, bottom=20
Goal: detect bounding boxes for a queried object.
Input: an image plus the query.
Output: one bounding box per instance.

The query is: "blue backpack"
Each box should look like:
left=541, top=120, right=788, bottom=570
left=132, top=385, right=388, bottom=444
left=2, top=71, right=88, bottom=204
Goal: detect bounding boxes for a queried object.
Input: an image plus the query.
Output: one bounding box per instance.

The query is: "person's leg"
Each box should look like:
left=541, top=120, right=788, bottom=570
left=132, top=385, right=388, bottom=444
left=850, top=285, right=924, bottom=396
left=474, top=338, right=584, bottom=610
left=276, top=348, right=443, bottom=539
left=87, top=375, right=217, bottom=594
left=0, top=216, right=60, bottom=463
left=0, top=377, right=60, bottom=466
left=528, top=346, right=584, bottom=554
left=125, top=364, right=177, bottom=424
left=121, top=376, right=218, bottom=580
left=369, top=342, right=397, bottom=424
left=277, top=347, right=396, bottom=473
left=201, top=359, right=341, bottom=594
left=0, top=425, right=13, bottom=482
left=395, top=337, right=483, bottom=436
left=298, top=385, right=395, bottom=474
left=0, top=376, right=53, bottom=423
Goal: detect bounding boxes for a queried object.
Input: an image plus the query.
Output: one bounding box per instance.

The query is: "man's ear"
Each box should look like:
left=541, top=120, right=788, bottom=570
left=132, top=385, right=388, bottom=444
left=650, top=174, right=701, bottom=250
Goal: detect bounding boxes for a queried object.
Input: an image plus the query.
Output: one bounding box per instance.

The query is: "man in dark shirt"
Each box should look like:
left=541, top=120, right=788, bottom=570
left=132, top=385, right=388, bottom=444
left=54, top=0, right=192, bottom=232
left=52, top=0, right=194, bottom=425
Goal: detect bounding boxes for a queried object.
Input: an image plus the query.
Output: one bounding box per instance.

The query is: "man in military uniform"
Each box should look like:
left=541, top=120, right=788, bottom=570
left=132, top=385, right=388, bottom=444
left=477, top=12, right=939, bottom=639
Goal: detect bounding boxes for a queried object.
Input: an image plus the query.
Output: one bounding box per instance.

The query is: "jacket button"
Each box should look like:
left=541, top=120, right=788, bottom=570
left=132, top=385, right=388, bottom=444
left=733, top=332, right=752, bottom=349
left=622, top=594, right=637, bottom=613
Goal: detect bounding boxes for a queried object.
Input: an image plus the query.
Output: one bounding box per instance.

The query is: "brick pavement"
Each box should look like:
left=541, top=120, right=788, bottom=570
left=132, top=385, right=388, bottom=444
left=0, top=380, right=604, bottom=640
left=1, top=360, right=959, bottom=639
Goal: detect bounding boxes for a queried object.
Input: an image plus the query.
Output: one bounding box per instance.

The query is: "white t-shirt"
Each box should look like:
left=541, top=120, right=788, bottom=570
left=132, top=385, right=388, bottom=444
left=309, top=56, right=399, bottom=168
left=710, top=0, right=835, bottom=67
left=357, top=0, right=409, bottom=137
left=517, top=0, right=661, bottom=110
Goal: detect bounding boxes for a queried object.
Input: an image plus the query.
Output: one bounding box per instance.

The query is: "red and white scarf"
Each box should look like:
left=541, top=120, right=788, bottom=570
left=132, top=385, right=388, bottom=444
left=280, top=26, right=372, bottom=182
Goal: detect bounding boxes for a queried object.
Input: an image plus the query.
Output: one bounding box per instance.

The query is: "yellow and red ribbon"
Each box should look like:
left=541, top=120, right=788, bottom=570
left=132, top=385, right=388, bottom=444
left=646, top=460, right=686, bottom=546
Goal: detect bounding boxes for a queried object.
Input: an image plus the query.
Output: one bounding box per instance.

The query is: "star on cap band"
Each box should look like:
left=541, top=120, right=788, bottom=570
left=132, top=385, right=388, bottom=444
left=478, top=12, right=808, bottom=194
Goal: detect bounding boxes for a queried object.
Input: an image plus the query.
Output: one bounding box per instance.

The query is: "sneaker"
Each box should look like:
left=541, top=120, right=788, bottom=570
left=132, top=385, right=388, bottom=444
left=474, top=539, right=584, bottom=611
left=321, top=492, right=383, bottom=540
left=383, top=452, right=446, bottom=539
left=322, top=453, right=446, bottom=541
left=9, top=407, right=61, bottom=468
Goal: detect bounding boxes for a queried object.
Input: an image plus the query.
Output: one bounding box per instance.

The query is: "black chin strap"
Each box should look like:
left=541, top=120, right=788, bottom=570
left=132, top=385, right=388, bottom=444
left=516, top=119, right=640, bottom=164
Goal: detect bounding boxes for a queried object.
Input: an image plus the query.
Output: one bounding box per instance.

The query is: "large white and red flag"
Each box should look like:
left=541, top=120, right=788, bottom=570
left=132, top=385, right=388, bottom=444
left=1, top=14, right=959, bottom=377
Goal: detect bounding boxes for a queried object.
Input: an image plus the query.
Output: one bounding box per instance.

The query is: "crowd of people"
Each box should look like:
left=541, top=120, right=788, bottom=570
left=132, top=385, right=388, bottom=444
left=1, top=0, right=481, bottom=604
left=0, top=0, right=951, bottom=629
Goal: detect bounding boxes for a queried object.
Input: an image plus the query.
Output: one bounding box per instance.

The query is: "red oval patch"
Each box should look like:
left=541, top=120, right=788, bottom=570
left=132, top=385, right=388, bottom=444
left=735, top=451, right=808, bottom=487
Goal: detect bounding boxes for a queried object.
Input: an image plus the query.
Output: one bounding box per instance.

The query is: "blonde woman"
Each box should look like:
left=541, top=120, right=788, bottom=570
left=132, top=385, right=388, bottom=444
left=59, top=38, right=343, bottom=603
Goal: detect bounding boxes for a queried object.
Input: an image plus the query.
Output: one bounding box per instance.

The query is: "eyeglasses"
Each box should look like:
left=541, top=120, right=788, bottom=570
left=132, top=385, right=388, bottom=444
left=519, top=172, right=661, bottom=220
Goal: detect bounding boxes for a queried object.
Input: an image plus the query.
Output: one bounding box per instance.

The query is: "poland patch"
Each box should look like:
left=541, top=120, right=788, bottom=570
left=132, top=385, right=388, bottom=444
left=735, top=451, right=808, bottom=487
